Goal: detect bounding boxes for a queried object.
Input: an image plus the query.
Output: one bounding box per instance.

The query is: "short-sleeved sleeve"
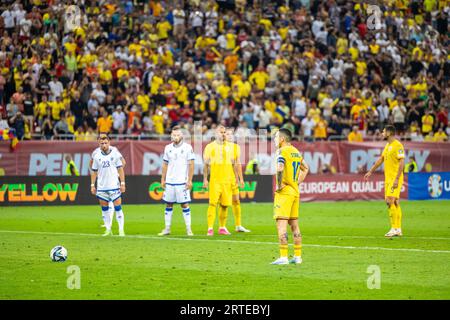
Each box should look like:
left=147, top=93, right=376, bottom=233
left=91, top=157, right=99, bottom=171
left=114, top=150, right=123, bottom=168
left=163, top=146, right=169, bottom=163
left=381, top=145, right=387, bottom=158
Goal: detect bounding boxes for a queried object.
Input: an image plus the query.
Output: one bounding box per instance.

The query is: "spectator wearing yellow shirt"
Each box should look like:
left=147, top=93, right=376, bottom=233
left=84, top=127, right=97, bottom=141
left=74, top=126, right=86, bottom=141
left=35, top=95, right=49, bottom=123
left=49, top=96, right=65, bottom=121
left=421, top=110, right=434, bottom=134
left=424, top=131, right=434, bottom=142
left=314, top=117, right=328, bottom=141
left=152, top=108, right=165, bottom=134
left=307, top=101, right=322, bottom=124
left=97, top=110, right=113, bottom=133
left=348, top=126, right=363, bottom=142
left=176, top=80, right=188, bottom=104
left=225, top=29, right=237, bottom=50
left=137, top=91, right=150, bottom=113
left=434, top=127, right=448, bottom=142
left=157, top=19, right=172, bottom=40
left=249, top=66, right=269, bottom=90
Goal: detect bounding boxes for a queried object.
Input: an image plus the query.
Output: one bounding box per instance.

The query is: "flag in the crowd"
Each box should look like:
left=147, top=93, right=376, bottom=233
left=0, top=128, right=19, bottom=151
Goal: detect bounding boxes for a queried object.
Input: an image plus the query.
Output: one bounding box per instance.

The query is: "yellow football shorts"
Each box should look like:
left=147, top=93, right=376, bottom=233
left=209, top=182, right=232, bottom=207
left=385, top=180, right=403, bottom=199
left=231, top=182, right=240, bottom=197
left=273, top=192, right=299, bottom=220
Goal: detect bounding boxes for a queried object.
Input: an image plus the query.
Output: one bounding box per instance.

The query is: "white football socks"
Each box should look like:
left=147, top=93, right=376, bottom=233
left=115, top=209, right=124, bottom=232
left=102, top=206, right=112, bottom=230
left=182, top=207, right=191, bottom=230
left=165, top=207, right=173, bottom=230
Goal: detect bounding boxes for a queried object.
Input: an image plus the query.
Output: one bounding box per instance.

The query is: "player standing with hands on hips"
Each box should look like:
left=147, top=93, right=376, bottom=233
left=159, top=126, right=195, bottom=236
left=90, top=133, right=126, bottom=236
left=365, top=125, right=405, bottom=237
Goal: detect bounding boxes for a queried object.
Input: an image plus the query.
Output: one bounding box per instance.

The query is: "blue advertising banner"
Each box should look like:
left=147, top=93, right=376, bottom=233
left=408, top=172, right=450, bottom=200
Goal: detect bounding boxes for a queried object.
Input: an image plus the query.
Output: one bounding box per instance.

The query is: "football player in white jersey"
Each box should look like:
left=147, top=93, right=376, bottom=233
left=158, top=126, right=195, bottom=236
left=90, top=133, right=126, bottom=236
left=90, top=133, right=126, bottom=230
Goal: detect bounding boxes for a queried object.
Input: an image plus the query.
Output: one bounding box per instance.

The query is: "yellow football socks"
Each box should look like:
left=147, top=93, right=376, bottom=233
left=294, top=244, right=302, bottom=257
left=389, top=205, right=397, bottom=229
left=218, top=205, right=228, bottom=228
left=396, top=205, right=402, bottom=229
left=280, top=244, right=288, bottom=258
left=232, top=201, right=241, bottom=227
left=207, top=205, right=216, bottom=229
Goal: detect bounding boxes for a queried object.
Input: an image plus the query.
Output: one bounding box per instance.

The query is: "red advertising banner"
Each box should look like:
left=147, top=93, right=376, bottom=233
left=1, top=140, right=449, bottom=176
left=337, top=142, right=450, bottom=174
left=299, top=173, right=408, bottom=202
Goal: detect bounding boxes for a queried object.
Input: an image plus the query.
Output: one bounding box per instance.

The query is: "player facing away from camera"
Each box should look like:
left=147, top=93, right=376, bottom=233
left=272, top=129, right=309, bottom=265
left=365, top=125, right=405, bottom=237
left=203, top=125, right=241, bottom=236
left=225, top=128, right=250, bottom=233
left=90, top=134, right=127, bottom=230
left=159, top=126, right=195, bottom=236
left=90, top=134, right=126, bottom=236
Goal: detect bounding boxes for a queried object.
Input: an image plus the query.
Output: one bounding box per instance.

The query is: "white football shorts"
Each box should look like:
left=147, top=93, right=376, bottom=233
left=162, top=184, right=191, bottom=204
left=96, top=189, right=122, bottom=202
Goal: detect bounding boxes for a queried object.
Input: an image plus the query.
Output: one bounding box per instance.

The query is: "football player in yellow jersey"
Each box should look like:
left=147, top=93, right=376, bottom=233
left=225, top=128, right=250, bottom=233
left=365, top=125, right=405, bottom=237
left=203, top=125, right=240, bottom=236
left=272, top=129, right=309, bottom=265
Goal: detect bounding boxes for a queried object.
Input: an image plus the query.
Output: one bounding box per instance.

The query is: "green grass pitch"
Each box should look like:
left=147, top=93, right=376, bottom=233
left=0, top=201, right=449, bottom=300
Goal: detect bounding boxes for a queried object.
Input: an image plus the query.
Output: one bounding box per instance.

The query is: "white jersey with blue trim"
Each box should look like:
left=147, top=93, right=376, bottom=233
left=163, top=141, right=195, bottom=185
left=91, top=147, right=124, bottom=191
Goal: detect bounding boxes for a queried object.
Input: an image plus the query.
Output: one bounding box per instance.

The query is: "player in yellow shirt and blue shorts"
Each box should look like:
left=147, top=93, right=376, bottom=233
left=365, top=125, right=405, bottom=237
left=271, top=129, right=309, bottom=265
left=203, top=125, right=241, bottom=236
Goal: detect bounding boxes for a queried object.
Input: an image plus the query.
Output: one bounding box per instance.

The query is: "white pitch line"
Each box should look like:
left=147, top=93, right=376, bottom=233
left=238, top=234, right=450, bottom=241
left=0, top=230, right=449, bottom=254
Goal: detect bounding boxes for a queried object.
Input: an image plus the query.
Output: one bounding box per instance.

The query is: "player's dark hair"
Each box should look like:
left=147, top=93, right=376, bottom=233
left=278, top=128, right=292, bottom=142
left=171, top=125, right=181, bottom=132
left=385, top=125, right=396, bottom=135
left=98, top=132, right=110, bottom=140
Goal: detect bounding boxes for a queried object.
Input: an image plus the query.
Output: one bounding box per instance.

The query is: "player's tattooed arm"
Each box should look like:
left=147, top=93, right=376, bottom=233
left=276, top=162, right=284, bottom=191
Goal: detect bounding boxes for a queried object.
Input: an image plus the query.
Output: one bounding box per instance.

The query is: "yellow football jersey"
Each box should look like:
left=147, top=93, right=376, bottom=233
left=382, top=139, right=405, bottom=182
left=276, top=145, right=304, bottom=197
left=203, top=141, right=238, bottom=184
